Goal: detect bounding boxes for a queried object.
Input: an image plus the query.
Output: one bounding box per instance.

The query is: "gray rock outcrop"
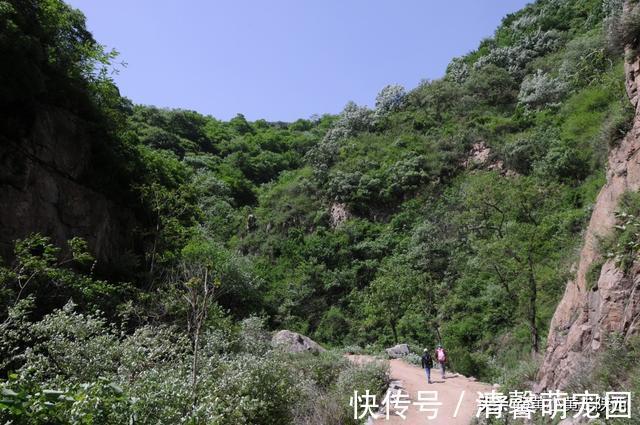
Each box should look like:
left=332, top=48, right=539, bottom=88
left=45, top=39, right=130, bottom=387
left=0, top=106, right=136, bottom=267
left=385, top=343, right=410, bottom=358
left=272, top=330, right=326, bottom=354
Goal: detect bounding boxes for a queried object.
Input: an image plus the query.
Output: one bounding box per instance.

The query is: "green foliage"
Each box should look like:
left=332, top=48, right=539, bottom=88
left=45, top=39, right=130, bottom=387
left=0, top=303, right=388, bottom=425
left=565, top=334, right=640, bottom=423
left=315, top=307, right=350, bottom=344
left=466, top=64, right=519, bottom=107
left=560, top=29, right=612, bottom=89
left=601, top=191, right=640, bottom=273
left=502, top=128, right=553, bottom=174
left=0, top=234, right=127, bottom=320
left=621, top=2, right=640, bottom=52
left=127, top=105, right=321, bottom=208
left=0, top=0, right=635, bottom=420
left=363, top=257, right=427, bottom=345
left=517, top=69, right=567, bottom=109
left=0, top=375, right=132, bottom=425
left=0, top=0, right=119, bottom=106
left=586, top=258, right=605, bottom=291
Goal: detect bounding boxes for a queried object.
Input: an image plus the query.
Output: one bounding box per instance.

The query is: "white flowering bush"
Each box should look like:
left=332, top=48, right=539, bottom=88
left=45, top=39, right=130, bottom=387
left=315, top=101, right=375, bottom=150
left=196, top=353, right=301, bottom=425
left=287, top=352, right=389, bottom=425
left=517, top=70, right=567, bottom=109
left=374, top=84, right=406, bottom=116
left=404, top=352, right=422, bottom=366
left=237, top=316, right=272, bottom=354
left=473, top=30, right=563, bottom=74
left=1, top=302, right=121, bottom=387
left=338, top=101, right=375, bottom=135
left=0, top=302, right=389, bottom=424
left=445, top=57, right=469, bottom=83
left=341, top=345, right=364, bottom=355
left=0, top=374, right=133, bottom=425
left=304, top=136, right=340, bottom=179
left=306, top=102, right=375, bottom=177
left=509, top=13, right=539, bottom=32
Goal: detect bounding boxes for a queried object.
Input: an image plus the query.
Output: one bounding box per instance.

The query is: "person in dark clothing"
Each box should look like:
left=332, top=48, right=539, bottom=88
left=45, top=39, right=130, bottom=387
left=421, top=348, right=433, bottom=384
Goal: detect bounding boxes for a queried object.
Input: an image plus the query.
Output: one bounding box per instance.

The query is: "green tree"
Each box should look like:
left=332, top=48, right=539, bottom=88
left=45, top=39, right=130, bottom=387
left=363, top=259, right=423, bottom=344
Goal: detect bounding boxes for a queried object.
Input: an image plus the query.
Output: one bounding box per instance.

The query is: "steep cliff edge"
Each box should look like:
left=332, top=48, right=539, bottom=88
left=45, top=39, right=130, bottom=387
left=0, top=106, right=136, bottom=270
left=536, top=20, right=640, bottom=390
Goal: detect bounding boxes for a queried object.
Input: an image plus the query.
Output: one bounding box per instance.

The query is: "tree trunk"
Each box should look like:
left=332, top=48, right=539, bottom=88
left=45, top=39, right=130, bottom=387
left=390, top=321, right=398, bottom=344
left=191, top=321, right=201, bottom=407
left=527, top=254, right=539, bottom=353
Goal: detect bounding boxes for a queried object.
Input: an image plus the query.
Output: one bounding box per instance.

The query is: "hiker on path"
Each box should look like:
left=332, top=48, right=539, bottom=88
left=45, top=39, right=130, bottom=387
left=421, top=348, right=433, bottom=384
left=435, top=344, right=447, bottom=379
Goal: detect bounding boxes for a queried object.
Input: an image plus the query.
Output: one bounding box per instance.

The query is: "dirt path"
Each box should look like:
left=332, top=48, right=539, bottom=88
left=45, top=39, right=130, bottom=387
left=349, top=355, right=492, bottom=425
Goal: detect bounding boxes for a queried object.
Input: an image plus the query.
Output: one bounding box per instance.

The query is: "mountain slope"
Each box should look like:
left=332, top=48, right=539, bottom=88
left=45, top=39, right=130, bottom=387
left=1, top=2, right=638, bottom=422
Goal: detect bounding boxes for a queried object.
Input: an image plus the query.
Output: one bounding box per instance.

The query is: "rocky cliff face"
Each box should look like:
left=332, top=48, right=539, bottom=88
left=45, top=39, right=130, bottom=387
left=0, top=106, right=135, bottom=269
left=536, top=24, right=640, bottom=390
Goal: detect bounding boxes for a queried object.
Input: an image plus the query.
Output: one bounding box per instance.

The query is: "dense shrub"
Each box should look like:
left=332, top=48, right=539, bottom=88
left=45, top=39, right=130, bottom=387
left=503, top=135, right=547, bottom=174
left=0, top=303, right=389, bottom=425
left=473, top=30, right=563, bottom=75
left=517, top=70, right=567, bottom=109
left=565, top=334, right=640, bottom=423
left=560, top=31, right=610, bottom=89
left=600, top=191, right=640, bottom=273
left=620, top=2, right=640, bottom=53
left=465, top=64, right=519, bottom=106
left=315, top=307, right=350, bottom=343
left=374, top=84, right=406, bottom=116
left=445, top=57, right=470, bottom=83
left=534, top=144, right=590, bottom=182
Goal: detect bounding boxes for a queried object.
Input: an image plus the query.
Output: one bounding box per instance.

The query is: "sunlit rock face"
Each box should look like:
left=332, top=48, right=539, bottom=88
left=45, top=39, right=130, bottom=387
left=537, top=8, right=640, bottom=390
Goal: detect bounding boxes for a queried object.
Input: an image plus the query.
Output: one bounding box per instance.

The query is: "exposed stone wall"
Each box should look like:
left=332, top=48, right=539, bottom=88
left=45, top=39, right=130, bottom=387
left=0, top=106, right=135, bottom=268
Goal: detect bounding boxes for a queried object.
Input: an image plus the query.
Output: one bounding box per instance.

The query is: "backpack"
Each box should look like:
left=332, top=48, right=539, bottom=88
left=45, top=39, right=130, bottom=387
left=436, top=348, right=446, bottom=362
left=422, top=353, right=433, bottom=368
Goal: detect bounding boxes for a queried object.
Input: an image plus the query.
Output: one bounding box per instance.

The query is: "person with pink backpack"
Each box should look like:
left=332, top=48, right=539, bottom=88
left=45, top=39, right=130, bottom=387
left=435, top=344, right=447, bottom=379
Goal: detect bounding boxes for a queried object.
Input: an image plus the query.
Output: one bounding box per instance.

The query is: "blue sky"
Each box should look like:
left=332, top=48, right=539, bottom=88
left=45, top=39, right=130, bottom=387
left=67, top=0, right=531, bottom=122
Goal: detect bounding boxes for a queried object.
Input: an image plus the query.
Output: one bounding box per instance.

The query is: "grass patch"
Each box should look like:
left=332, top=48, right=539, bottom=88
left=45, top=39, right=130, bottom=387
left=586, top=258, right=604, bottom=291
left=599, top=191, right=640, bottom=274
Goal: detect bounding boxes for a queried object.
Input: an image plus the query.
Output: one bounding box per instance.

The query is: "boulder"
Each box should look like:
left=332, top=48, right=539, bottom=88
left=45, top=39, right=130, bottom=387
left=272, top=330, right=325, bottom=354
left=385, top=343, right=410, bottom=358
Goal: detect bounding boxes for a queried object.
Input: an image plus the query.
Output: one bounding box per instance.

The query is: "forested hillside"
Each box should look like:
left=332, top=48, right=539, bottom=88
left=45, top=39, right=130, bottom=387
left=1, top=0, right=637, bottom=423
